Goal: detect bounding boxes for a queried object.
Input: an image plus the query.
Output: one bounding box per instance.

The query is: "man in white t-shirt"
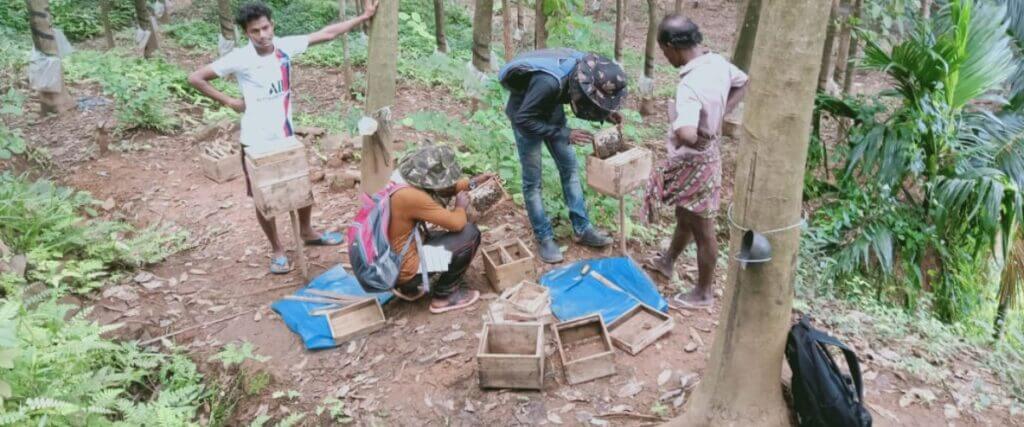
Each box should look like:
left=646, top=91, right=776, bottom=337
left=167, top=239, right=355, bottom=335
left=642, top=15, right=748, bottom=308
left=188, top=0, right=377, bottom=274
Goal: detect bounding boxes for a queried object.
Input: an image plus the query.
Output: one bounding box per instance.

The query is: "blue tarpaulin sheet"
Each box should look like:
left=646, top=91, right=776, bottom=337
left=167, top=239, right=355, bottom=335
left=271, top=266, right=393, bottom=350
left=540, top=257, right=668, bottom=324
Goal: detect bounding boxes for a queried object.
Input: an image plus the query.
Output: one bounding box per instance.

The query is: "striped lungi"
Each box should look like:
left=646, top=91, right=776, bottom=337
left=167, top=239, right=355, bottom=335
left=642, top=148, right=722, bottom=221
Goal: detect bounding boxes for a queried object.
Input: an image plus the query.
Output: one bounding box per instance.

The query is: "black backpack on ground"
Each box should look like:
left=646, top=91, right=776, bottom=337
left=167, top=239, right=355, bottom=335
left=785, top=316, right=872, bottom=427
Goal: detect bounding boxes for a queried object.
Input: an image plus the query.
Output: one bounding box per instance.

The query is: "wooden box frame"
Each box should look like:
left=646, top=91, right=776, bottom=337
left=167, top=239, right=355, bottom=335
left=554, top=314, right=616, bottom=385
left=607, top=304, right=674, bottom=356
left=243, top=141, right=313, bottom=218
left=585, top=147, right=653, bottom=197
left=500, top=281, right=550, bottom=315
left=477, top=322, right=545, bottom=390
left=482, top=239, right=535, bottom=292
left=324, top=298, right=386, bottom=345
left=200, top=152, right=242, bottom=183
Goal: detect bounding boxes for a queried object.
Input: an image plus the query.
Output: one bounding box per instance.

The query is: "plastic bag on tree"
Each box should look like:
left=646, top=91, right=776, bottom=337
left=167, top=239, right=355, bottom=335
left=462, top=61, right=490, bottom=99
left=53, top=28, right=74, bottom=57
left=27, top=50, right=63, bottom=93
left=218, top=33, right=236, bottom=57
left=637, top=75, right=655, bottom=99
left=135, top=27, right=152, bottom=52
left=152, top=1, right=166, bottom=19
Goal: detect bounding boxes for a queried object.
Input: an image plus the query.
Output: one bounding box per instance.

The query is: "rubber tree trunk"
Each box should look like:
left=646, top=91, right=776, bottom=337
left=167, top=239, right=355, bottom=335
left=434, top=0, right=448, bottom=53
left=133, top=0, right=159, bottom=58
left=675, top=0, right=684, bottom=13
left=360, top=0, right=398, bottom=193
left=100, top=0, right=114, bottom=49
left=534, top=0, right=547, bottom=49
left=340, top=0, right=355, bottom=99
left=25, top=0, right=74, bottom=114
left=667, top=0, right=831, bottom=424
left=842, top=0, right=862, bottom=94
left=218, top=0, right=235, bottom=48
left=472, top=0, right=494, bottom=72
left=516, top=0, right=523, bottom=32
left=921, top=0, right=932, bottom=19
left=614, top=0, right=624, bottom=63
left=833, top=0, right=852, bottom=85
left=732, top=0, right=763, bottom=72
left=639, top=0, right=659, bottom=117
left=503, top=0, right=514, bottom=61
left=817, top=0, right=840, bottom=92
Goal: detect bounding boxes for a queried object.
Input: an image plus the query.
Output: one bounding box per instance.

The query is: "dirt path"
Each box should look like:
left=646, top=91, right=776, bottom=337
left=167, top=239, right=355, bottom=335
left=7, top=0, right=1018, bottom=425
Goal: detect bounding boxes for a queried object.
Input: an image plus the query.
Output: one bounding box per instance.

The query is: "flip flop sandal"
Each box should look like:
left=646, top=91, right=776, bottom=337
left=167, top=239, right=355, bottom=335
left=642, top=252, right=673, bottom=280
left=269, top=255, right=293, bottom=275
left=429, top=289, right=480, bottom=315
left=392, top=286, right=426, bottom=302
left=670, top=292, right=713, bottom=310
left=304, top=231, right=344, bottom=246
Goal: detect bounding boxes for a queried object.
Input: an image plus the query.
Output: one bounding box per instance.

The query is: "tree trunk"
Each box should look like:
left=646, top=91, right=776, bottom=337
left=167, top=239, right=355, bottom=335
left=360, top=0, right=398, bottom=193
left=832, top=0, right=852, bottom=85
left=732, top=0, right=763, bottom=72
left=218, top=0, right=235, bottom=55
left=667, top=0, right=831, bottom=424
left=534, top=0, right=547, bottom=49
left=921, top=0, right=932, bottom=19
left=472, top=0, right=494, bottom=72
left=639, top=0, right=658, bottom=117
left=354, top=0, right=366, bottom=33
left=817, top=0, right=840, bottom=92
left=25, top=0, right=74, bottom=114
left=842, top=0, right=862, bottom=94
left=340, top=0, right=355, bottom=99
left=614, top=0, right=624, bottom=63
left=503, top=0, right=514, bottom=61
left=675, top=0, right=684, bottom=13
left=133, top=0, right=159, bottom=58
left=434, top=0, right=448, bottom=53
left=516, top=0, right=524, bottom=32
left=100, top=0, right=114, bottom=49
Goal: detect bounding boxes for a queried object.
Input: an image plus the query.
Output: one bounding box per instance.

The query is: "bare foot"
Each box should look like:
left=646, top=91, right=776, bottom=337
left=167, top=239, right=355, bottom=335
left=671, top=289, right=713, bottom=309
left=645, top=255, right=675, bottom=280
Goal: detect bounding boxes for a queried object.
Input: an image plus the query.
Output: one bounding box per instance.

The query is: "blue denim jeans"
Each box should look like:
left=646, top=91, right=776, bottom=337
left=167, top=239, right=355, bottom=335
left=513, top=127, right=591, bottom=241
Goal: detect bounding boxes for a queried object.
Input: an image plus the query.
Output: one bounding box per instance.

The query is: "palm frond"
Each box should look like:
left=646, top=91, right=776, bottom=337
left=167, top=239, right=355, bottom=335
left=1000, top=0, right=1024, bottom=109
left=999, top=234, right=1024, bottom=309
left=935, top=0, right=1016, bottom=110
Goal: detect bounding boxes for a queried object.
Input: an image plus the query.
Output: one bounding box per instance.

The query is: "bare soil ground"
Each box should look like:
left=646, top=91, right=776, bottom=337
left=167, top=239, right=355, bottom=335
left=4, top=0, right=1020, bottom=425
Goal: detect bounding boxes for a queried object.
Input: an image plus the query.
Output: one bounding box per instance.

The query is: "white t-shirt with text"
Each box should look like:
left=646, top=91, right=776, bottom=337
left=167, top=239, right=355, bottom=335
left=211, top=36, right=310, bottom=151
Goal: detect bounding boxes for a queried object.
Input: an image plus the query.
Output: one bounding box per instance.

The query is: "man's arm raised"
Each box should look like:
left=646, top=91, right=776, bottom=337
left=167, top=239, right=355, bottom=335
left=308, top=0, right=380, bottom=46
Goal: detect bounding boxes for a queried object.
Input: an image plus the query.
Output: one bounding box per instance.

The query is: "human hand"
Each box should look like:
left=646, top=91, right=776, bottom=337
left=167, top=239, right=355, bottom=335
left=454, top=191, right=470, bottom=209
left=607, top=111, right=624, bottom=125
left=569, top=129, right=594, bottom=145
left=471, top=173, right=498, bottom=187
left=362, top=0, right=379, bottom=19
left=227, top=98, right=245, bottom=113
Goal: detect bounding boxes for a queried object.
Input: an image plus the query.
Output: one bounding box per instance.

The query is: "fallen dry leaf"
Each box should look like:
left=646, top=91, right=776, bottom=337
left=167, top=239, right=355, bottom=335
left=617, top=381, right=644, bottom=398
left=899, top=388, right=937, bottom=408
left=547, top=412, right=563, bottom=424
left=658, top=369, right=673, bottom=387
left=684, top=341, right=698, bottom=353
left=442, top=331, right=466, bottom=342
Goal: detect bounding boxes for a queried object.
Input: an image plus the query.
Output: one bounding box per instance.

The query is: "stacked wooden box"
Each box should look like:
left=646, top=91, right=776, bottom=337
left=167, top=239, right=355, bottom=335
left=482, top=239, right=535, bottom=292
left=243, top=139, right=314, bottom=218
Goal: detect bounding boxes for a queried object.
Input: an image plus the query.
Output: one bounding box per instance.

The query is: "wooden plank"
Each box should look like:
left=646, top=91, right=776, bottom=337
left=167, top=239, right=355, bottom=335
left=477, top=322, right=544, bottom=390
left=200, top=152, right=242, bottom=183
left=289, top=211, right=308, bottom=280
left=252, top=177, right=313, bottom=219
left=607, top=304, right=674, bottom=356
left=327, top=298, right=386, bottom=344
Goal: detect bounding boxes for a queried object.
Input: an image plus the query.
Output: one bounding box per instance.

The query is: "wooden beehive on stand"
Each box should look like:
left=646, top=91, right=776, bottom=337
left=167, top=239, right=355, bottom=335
left=199, top=140, right=242, bottom=183
left=477, top=322, right=545, bottom=390
left=554, top=314, right=616, bottom=385
left=586, top=146, right=653, bottom=198
left=324, top=298, right=386, bottom=345
left=607, top=304, right=674, bottom=356
left=482, top=238, right=535, bottom=292
left=243, top=139, right=314, bottom=219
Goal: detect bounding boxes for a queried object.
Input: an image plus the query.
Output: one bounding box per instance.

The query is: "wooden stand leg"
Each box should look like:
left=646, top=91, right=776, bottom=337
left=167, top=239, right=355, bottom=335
left=619, top=196, right=627, bottom=256
left=289, top=210, right=309, bottom=279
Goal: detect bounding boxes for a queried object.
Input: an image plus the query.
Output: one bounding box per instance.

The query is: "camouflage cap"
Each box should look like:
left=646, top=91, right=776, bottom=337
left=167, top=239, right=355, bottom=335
left=575, top=53, right=628, bottom=113
left=398, top=144, right=462, bottom=191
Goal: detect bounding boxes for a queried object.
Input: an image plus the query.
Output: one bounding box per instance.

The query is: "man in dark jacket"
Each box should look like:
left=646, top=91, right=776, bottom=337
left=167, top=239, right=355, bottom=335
left=499, top=49, right=628, bottom=263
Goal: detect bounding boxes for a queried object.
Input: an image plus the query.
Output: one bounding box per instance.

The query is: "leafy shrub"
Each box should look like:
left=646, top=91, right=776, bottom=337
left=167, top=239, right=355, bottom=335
left=0, top=173, right=187, bottom=293
left=275, top=0, right=337, bottom=36
left=165, top=19, right=221, bottom=51
left=0, top=0, right=135, bottom=41
left=0, top=25, right=28, bottom=83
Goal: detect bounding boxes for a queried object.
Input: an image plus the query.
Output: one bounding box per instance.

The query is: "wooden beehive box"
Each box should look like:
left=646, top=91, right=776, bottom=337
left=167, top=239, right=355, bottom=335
left=607, top=304, right=674, bottom=356
left=324, top=298, right=386, bottom=345
left=243, top=139, right=313, bottom=218
left=554, top=314, right=616, bottom=385
left=586, top=146, right=653, bottom=197
left=201, top=152, right=242, bottom=183
left=468, top=179, right=507, bottom=219
left=482, top=238, right=535, bottom=292
left=477, top=322, right=545, bottom=390
left=501, top=281, right=550, bottom=314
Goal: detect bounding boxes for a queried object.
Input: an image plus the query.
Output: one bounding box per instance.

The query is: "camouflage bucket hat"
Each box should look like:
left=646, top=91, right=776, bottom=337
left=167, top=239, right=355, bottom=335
left=575, top=53, right=628, bottom=113
left=398, top=145, right=462, bottom=191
